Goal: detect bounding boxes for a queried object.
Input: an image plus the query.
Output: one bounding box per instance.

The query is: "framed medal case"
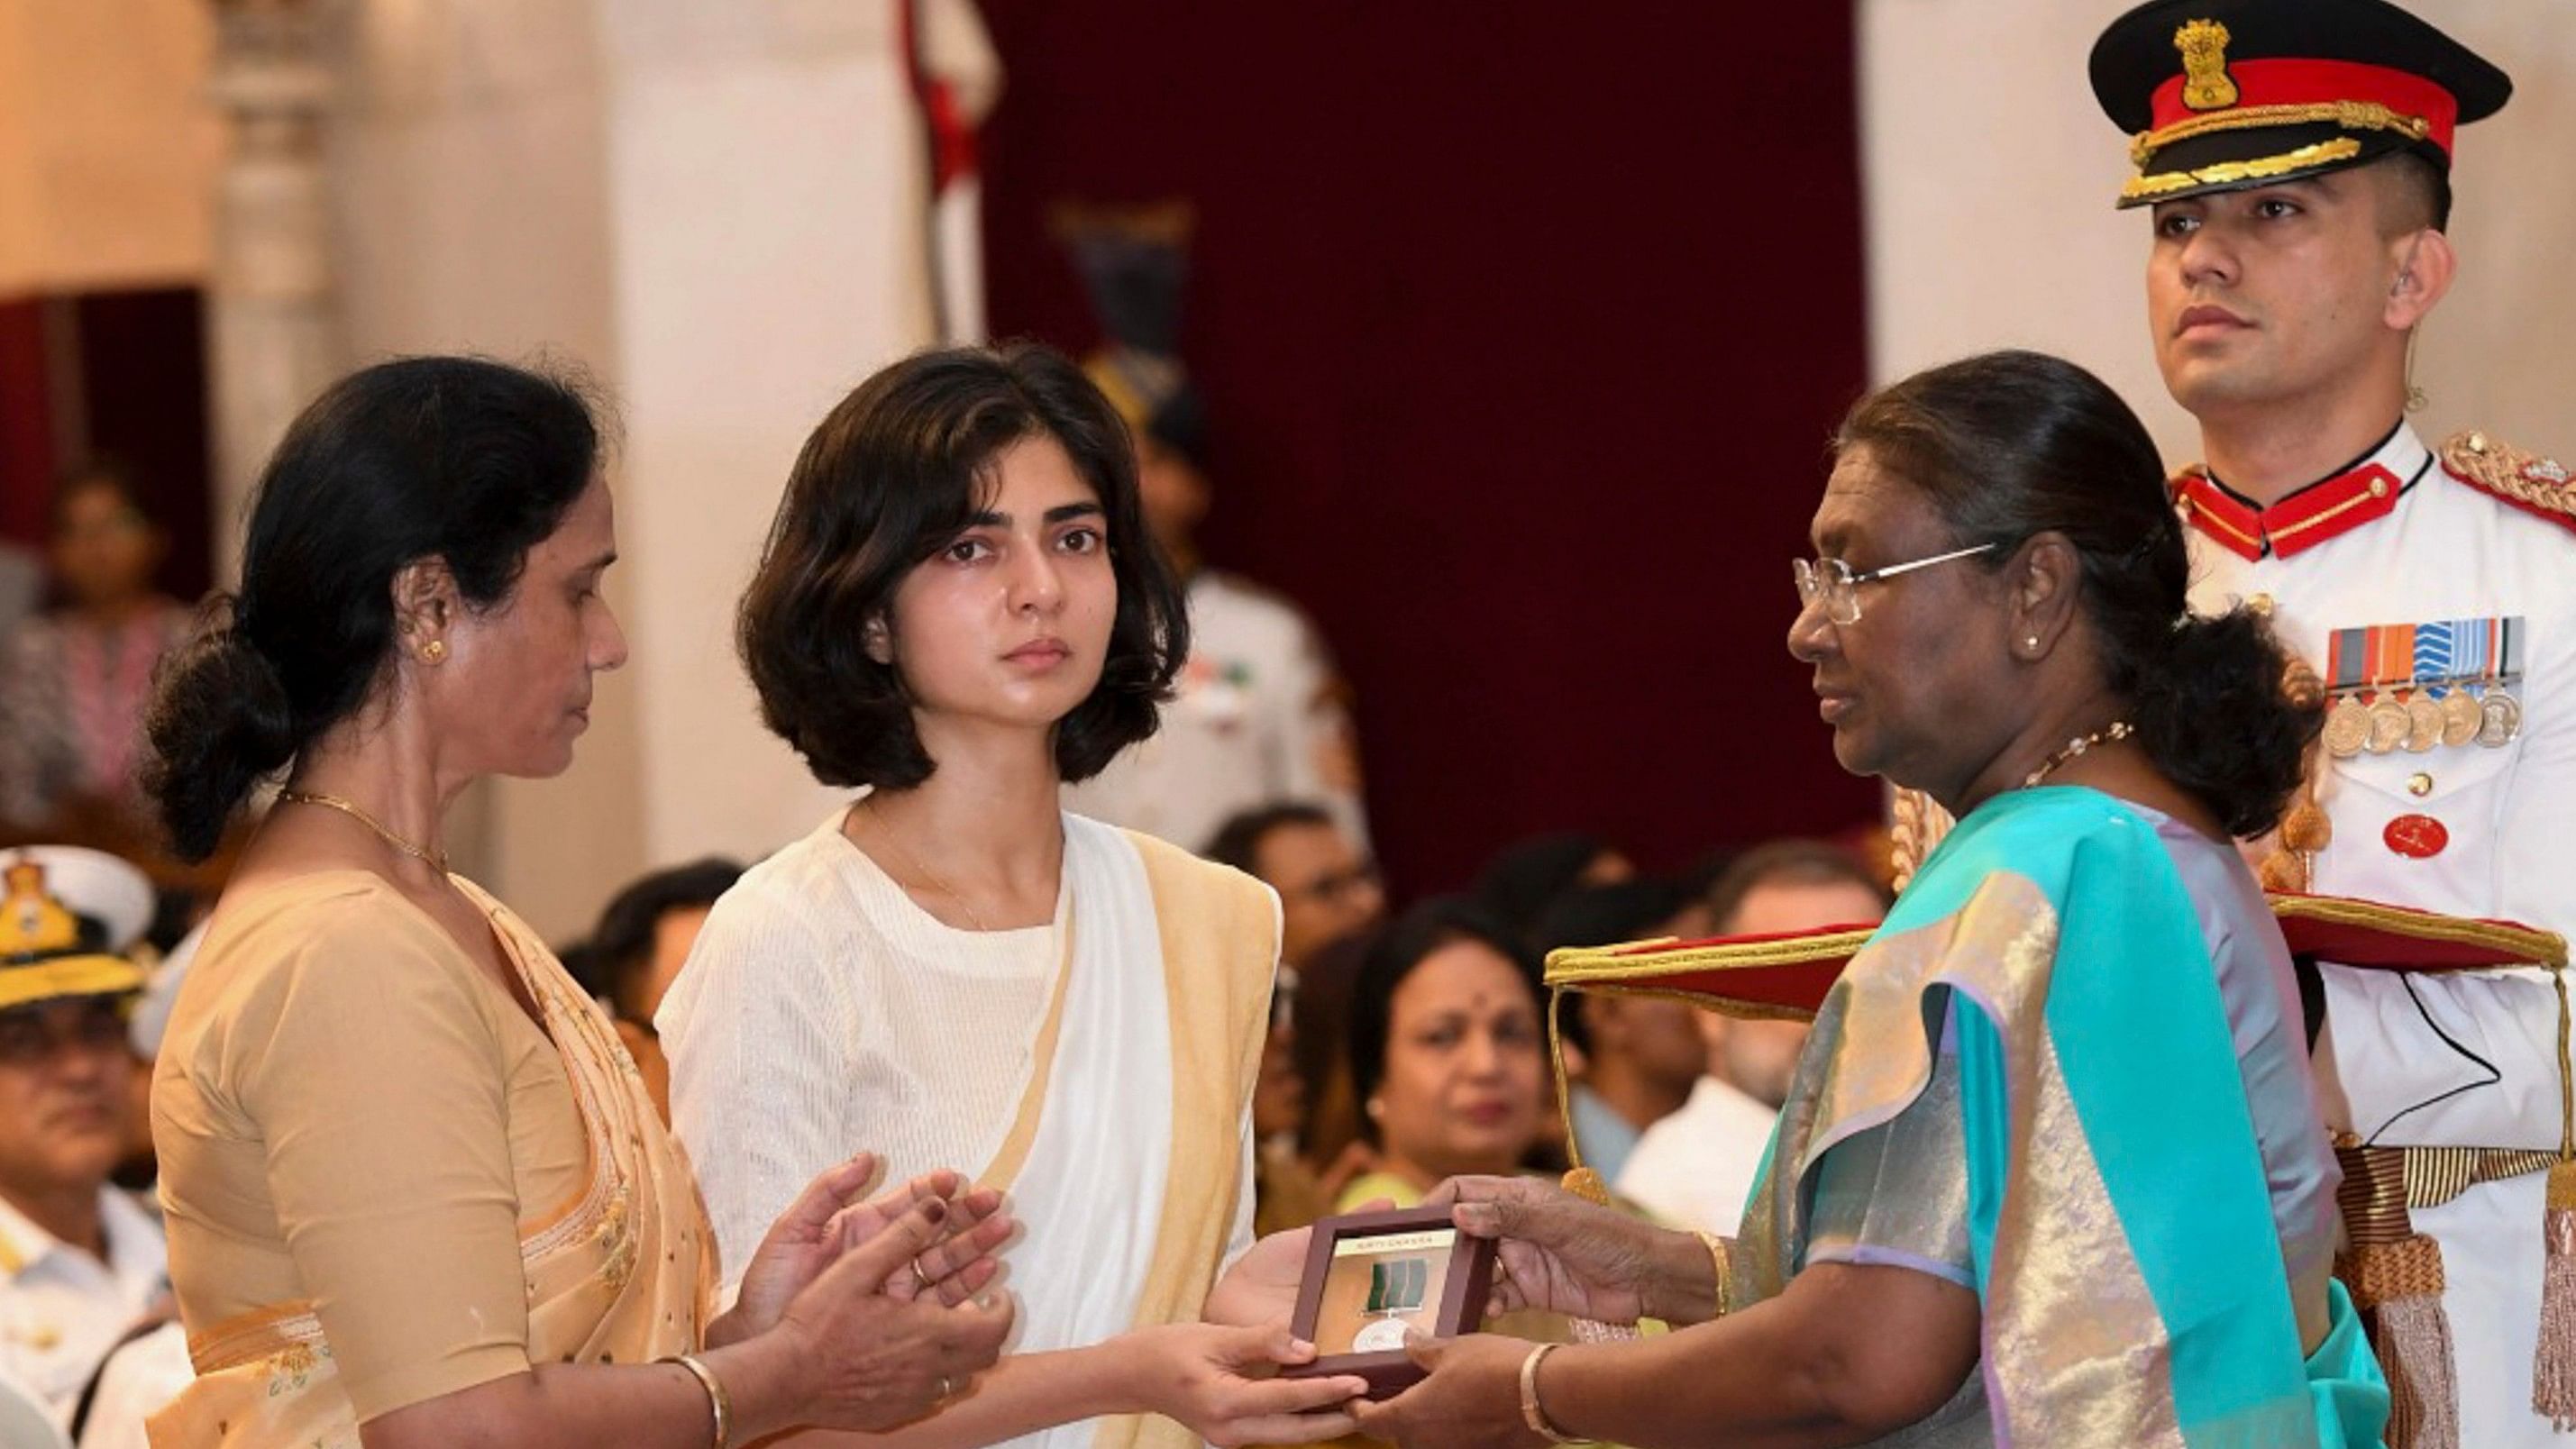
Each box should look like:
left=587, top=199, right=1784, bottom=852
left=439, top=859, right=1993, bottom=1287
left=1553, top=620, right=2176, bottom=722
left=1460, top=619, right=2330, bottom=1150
left=1282, top=1205, right=1497, bottom=1399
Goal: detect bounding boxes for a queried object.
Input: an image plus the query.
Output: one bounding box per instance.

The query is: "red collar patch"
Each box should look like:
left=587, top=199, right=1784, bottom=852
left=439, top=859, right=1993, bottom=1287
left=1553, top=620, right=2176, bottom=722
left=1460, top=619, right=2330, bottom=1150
left=2173, top=463, right=2404, bottom=560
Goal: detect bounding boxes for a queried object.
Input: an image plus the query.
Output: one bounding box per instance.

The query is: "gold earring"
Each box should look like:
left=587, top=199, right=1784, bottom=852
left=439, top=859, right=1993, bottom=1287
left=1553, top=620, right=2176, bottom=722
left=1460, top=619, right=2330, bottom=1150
left=421, top=639, right=447, bottom=663
left=2404, top=331, right=2428, bottom=414
left=1366, top=1097, right=1384, bottom=1120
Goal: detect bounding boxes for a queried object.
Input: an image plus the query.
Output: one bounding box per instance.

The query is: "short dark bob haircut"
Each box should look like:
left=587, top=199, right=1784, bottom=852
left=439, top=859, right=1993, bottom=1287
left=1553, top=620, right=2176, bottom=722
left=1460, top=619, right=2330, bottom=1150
left=739, top=343, right=1189, bottom=790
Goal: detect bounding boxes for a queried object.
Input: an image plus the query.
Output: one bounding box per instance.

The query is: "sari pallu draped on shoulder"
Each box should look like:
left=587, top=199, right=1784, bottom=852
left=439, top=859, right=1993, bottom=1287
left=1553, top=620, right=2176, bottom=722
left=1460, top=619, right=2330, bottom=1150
left=148, top=882, right=713, bottom=1449
left=1727, top=787, right=2387, bottom=1447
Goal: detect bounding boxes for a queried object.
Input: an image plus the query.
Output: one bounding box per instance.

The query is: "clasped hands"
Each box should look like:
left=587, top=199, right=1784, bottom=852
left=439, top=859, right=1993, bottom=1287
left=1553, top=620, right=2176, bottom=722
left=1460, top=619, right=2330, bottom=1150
left=708, top=1152, right=1018, bottom=1432
left=709, top=1159, right=1387, bottom=1444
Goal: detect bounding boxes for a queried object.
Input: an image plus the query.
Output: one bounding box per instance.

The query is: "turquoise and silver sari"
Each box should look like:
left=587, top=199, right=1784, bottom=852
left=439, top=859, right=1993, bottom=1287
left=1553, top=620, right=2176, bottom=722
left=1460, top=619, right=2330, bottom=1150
left=1728, top=786, right=2388, bottom=1446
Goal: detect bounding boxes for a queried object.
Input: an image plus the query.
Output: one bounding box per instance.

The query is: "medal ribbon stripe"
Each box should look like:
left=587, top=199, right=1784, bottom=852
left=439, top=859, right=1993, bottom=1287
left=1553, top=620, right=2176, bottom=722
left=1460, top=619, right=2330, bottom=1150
left=2327, top=627, right=2365, bottom=694
left=2413, top=620, right=2453, bottom=688
left=2452, top=617, right=2489, bottom=686
left=2375, top=624, right=2413, bottom=691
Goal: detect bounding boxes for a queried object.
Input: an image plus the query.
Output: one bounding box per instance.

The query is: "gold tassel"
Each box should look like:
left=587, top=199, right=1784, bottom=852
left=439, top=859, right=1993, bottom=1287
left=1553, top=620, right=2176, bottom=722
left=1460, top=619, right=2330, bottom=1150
left=2537, top=1164, right=2576, bottom=1428
left=1547, top=989, right=1638, bottom=1342
left=1559, top=1165, right=1611, bottom=1207
left=2340, top=1233, right=2458, bottom=1449
left=2336, top=1136, right=2457, bottom=1449
left=2534, top=969, right=2576, bottom=1427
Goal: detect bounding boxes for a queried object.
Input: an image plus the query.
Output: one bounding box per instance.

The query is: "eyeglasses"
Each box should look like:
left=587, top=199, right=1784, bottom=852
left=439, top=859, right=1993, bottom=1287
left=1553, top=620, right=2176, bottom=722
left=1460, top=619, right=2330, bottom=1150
left=1792, top=542, right=1997, bottom=626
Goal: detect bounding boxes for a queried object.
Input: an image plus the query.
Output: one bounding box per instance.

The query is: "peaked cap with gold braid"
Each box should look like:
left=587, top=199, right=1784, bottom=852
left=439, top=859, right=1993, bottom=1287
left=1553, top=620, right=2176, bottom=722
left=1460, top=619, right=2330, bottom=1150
left=0, top=848, right=150, bottom=1014
left=2089, top=0, right=2511, bottom=208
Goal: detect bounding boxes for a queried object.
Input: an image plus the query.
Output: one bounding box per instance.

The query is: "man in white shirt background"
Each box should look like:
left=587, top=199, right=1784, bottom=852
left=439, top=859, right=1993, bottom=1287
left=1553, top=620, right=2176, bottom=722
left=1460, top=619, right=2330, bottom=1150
left=1617, top=841, right=1892, bottom=1234
left=0, top=847, right=165, bottom=1433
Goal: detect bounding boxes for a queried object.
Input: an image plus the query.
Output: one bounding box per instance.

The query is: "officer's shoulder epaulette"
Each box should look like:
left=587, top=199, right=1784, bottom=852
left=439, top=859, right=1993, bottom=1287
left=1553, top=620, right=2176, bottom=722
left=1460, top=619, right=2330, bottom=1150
left=2438, top=430, right=2576, bottom=536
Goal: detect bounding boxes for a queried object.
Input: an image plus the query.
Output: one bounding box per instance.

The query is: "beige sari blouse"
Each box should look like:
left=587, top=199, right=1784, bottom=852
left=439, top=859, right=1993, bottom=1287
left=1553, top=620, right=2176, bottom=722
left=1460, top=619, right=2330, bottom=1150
left=148, top=872, right=712, bottom=1446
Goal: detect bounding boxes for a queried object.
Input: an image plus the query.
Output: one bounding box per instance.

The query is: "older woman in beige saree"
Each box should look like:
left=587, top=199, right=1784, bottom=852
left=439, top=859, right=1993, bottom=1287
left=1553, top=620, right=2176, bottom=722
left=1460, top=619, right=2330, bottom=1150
left=138, top=357, right=1015, bottom=1449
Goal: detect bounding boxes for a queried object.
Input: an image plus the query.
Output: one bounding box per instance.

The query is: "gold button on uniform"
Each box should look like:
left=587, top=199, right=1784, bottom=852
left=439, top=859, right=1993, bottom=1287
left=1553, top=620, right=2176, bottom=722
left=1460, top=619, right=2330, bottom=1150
left=2407, top=772, right=2434, bottom=797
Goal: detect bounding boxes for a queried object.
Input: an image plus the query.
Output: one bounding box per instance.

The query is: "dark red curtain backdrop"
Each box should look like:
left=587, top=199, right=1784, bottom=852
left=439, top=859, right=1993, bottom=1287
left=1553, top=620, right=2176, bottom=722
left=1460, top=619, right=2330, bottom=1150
left=0, top=289, right=212, bottom=600
left=977, top=3, right=1882, bottom=893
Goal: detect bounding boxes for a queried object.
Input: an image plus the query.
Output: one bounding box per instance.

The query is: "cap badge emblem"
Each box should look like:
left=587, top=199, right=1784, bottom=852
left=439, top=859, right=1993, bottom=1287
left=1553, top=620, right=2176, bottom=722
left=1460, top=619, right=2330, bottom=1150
left=2176, top=19, right=2241, bottom=112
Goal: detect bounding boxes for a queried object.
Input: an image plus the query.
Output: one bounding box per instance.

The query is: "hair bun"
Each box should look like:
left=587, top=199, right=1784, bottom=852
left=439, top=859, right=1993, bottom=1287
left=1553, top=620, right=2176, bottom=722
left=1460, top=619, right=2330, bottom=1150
left=142, top=624, right=297, bottom=861
left=2132, top=606, right=2323, bottom=838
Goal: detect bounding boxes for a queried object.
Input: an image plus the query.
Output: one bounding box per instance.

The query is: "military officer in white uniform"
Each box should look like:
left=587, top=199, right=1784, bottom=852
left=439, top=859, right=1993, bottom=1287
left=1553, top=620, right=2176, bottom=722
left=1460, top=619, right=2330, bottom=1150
left=0, top=848, right=164, bottom=1433
left=2095, top=3, right=2570, bottom=1443
left=1058, top=209, right=1369, bottom=852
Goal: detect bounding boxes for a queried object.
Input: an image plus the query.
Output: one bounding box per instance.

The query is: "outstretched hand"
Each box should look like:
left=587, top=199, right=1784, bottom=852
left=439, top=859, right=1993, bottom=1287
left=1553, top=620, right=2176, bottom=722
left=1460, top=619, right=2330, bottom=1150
left=1349, top=1332, right=1541, bottom=1449
left=1204, top=1197, right=1397, bottom=1328
left=1423, top=1177, right=1667, bottom=1326
left=1128, top=1321, right=1370, bottom=1446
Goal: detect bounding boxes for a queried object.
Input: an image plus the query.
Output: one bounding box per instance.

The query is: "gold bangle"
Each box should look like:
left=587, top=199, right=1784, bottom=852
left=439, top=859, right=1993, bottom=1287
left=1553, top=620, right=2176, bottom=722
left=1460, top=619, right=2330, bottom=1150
left=1518, top=1342, right=1585, bottom=1444
left=1695, top=1231, right=1732, bottom=1319
left=667, top=1352, right=733, bottom=1449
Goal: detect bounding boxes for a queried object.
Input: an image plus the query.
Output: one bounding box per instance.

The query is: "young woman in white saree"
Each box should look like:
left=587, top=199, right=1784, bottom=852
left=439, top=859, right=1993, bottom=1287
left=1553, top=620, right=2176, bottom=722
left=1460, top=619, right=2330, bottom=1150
left=662, top=344, right=1369, bottom=1449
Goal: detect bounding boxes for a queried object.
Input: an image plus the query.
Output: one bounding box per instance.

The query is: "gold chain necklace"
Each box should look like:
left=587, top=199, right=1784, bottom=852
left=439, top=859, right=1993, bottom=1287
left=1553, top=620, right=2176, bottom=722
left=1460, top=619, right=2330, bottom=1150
left=2022, top=720, right=2135, bottom=789
left=861, top=797, right=989, bottom=933
left=278, top=789, right=449, bottom=873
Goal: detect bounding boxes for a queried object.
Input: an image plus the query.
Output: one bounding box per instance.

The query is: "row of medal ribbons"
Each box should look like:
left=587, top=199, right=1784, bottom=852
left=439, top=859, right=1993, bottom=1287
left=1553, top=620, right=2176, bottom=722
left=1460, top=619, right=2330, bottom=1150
left=2319, top=616, right=2525, bottom=758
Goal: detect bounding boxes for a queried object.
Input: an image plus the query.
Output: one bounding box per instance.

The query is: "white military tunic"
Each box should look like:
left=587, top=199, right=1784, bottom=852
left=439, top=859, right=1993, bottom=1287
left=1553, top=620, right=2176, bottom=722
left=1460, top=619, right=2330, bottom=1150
left=2184, top=420, right=2576, bottom=1447
left=1065, top=569, right=1366, bottom=853
left=0, top=1189, right=164, bottom=1432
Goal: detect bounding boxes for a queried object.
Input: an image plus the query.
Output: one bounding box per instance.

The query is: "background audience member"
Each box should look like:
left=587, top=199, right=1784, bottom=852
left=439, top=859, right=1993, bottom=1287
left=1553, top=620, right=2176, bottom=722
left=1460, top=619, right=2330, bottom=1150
left=1057, top=208, right=1370, bottom=853
left=1470, top=831, right=1633, bottom=951
left=565, top=856, right=741, bottom=1121
left=1616, top=841, right=1893, bottom=1233
left=1535, top=880, right=1711, bottom=1186
left=1203, top=800, right=1388, bottom=1230
left=0, top=848, right=165, bottom=1434
left=70, top=921, right=204, bottom=1449
left=1338, top=898, right=1548, bottom=1211
left=1203, top=802, right=1383, bottom=975
left=1702, top=841, right=1894, bottom=1107
left=0, top=467, right=191, bottom=860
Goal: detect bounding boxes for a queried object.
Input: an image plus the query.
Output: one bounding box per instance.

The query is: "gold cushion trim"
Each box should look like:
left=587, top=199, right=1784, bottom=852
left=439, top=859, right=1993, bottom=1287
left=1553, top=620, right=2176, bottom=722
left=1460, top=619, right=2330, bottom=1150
left=1543, top=928, right=1876, bottom=984
left=1551, top=980, right=1820, bottom=1025
left=2122, top=138, right=2364, bottom=202
left=2265, top=892, right=2568, bottom=968
left=1545, top=930, right=1874, bottom=1025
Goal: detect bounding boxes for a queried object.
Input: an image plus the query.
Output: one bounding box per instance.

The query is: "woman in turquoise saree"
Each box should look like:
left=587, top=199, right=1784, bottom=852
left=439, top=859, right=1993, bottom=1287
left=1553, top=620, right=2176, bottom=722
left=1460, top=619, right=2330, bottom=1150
left=1352, top=351, right=2389, bottom=1447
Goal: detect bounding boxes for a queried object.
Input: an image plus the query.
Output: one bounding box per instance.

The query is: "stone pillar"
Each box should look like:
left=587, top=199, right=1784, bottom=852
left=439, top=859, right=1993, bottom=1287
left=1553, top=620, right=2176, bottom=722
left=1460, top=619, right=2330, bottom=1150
left=205, top=0, right=343, bottom=584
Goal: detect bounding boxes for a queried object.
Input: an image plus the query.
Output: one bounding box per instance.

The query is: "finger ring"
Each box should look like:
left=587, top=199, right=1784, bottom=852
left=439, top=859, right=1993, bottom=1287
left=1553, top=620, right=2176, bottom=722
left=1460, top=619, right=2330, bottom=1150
left=938, top=1374, right=955, bottom=1400
left=909, top=1257, right=931, bottom=1290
